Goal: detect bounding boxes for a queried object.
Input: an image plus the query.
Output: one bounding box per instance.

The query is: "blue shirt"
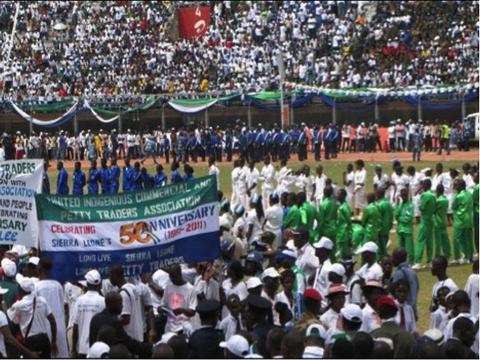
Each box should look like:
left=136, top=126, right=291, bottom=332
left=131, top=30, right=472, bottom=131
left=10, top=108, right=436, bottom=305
left=122, top=166, right=133, bottom=192
left=183, top=174, right=194, bottom=182
left=171, top=170, right=183, bottom=184
left=56, top=168, right=69, bottom=195
left=154, top=172, right=167, bottom=187
left=88, top=168, right=100, bottom=194
left=42, top=171, right=50, bottom=194
left=132, top=168, right=142, bottom=191
left=109, top=165, right=121, bottom=193
left=142, top=173, right=155, bottom=189
left=72, top=170, right=86, bottom=195
left=391, top=262, right=419, bottom=312
left=100, top=168, right=110, bottom=194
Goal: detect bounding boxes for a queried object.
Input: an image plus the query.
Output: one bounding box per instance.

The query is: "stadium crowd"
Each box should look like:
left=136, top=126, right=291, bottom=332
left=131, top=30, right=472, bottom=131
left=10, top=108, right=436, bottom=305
left=0, top=117, right=475, bottom=164
left=0, top=155, right=476, bottom=358
left=0, top=1, right=478, bottom=98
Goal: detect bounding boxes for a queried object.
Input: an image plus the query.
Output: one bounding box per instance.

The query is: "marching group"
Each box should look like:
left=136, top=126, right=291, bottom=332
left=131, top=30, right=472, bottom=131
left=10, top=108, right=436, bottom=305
left=0, top=116, right=474, bottom=165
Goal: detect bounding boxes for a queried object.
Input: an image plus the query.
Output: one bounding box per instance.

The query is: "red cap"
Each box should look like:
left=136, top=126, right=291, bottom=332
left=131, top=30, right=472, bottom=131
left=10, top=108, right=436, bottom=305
left=377, top=295, right=398, bottom=310
left=304, top=288, right=322, bottom=302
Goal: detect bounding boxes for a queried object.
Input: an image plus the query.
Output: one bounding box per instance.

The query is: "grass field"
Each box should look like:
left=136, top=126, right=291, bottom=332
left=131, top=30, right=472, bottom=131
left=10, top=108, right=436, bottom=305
left=46, top=157, right=475, bottom=333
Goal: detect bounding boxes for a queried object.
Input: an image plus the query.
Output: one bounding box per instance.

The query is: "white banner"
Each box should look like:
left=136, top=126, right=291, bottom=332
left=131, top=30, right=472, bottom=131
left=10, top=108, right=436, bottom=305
left=0, top=159, right=43, bottom=247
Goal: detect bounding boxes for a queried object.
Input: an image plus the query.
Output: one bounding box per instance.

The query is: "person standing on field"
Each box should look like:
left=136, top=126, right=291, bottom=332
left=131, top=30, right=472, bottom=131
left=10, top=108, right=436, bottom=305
left=395, top=188, right=415, bottom=263
left=433, top=184, right=451, bottom=259
left=452, top=179, right=474, bottom=264
left=413, top=179, right=436, bottom=269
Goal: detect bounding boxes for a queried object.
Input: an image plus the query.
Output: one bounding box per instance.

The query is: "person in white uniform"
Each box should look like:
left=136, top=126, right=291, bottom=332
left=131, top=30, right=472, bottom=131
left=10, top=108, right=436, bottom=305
left=297, top=165, right=315, bottom=204
left=313, top=165, right=328, bottom=207
left=343, top=163, right=355, bottom=208
left=71, top=270, right=105, bottom=357
left=373, top=165, right=391, bottom=201
left=390, top=165, right=410, bottom=205
left=259, top=155, right=276, bottom=210
left=277, top=160, right=297, bottom=196
left=353, top=160, right=367, bottom=215
left=35, top=257, right=69, bottom=358
left=231, top=159, right=248, bottom=210
left=208, top=157, right=220, bottom=190
left=246, top=160, right=260, bottom=204
left=263, top=192, right=284, bottom=248
left=407, top=165, right=425, bottom=219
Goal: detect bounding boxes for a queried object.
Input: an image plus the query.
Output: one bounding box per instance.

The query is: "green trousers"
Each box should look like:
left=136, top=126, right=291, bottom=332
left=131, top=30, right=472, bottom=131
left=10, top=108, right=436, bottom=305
left=336, top=234, right=349, bottom=258
left=377, top=233, right=388, bottom=260
left=453, top=226, right=474, bottom=261
left=414, top=220, right=433, bottom=264
left=433, top=227, right=451, bottom=259
left=475, top=211, right=479, bottom=254
left=397, top=232, right=414, bottom=263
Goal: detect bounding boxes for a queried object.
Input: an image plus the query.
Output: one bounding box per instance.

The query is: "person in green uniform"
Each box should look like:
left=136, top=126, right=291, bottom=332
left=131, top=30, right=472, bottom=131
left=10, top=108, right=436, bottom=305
left=317, top=186, right=337, bottom=242
left=362, top=192, right=381, bottom=246
left=375, top=187, right=394, bottom=258
left=395, top=188, right=414, bottom=263
left=433, top=184, right=451, bottom=259
left=473, top=173, right=479, bottom=255
left=284, top=193, right=302, bottom=230
left=297, top=191, right=318, bottom=242
left=452, top=179, right=474, bottom=263
left=351, top=222, right=365, bottom=250
left=336, top=188, right=352, bottom=257
left=413, top=179, right=436, bottom=269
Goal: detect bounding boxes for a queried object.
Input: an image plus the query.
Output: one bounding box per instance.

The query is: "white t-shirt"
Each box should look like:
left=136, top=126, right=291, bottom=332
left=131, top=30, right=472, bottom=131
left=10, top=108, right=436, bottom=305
left=295, top=243, right=319, bottom=279
left=120, top=283, right=144, bottom=341
left=320, top=308, right=340, bottom=329
left=246, top=168, right=260, bottom=193
left=346, top=172, right=355, bottom=194
left=218, top=314, right=243, bottom=341
left=432, top=278, right=458, bottom=300
left=222, top=279, right=248, bottom=302
left=64, top=282, right=83, bottom=329
left=7, top=294, right=52, bottom=339
left=0, top=311, right=8, bottom=357
left=72, top=291, right=105, bottom=354
left=0, top=148, right=5, bottom=162
left=465, top=274, right=479, bottom=318
left=315, top=174, right=328, bottom=200
left=260, top=164, right=276, bottom=191
left=264, top=204, right=283, bottom=236
left=391, top=173, right=410, bottom=197
left=354, top=169, right=366, bottom=187
left=356, top=262, right=383, bottom=282
left=208, top=165, right=220, bottom=190
left=161, top=281, right=197, bottom=333
left=360, top=303, right=381, bottom=333
left=246, top=209, right=262, bottom=244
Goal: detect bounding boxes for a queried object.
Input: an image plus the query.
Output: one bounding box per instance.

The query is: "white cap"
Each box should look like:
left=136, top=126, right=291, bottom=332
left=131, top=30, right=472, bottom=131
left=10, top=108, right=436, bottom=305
left=355, top=241, right=378, bottom=254
left=246, top=277, right=262, bottom=290
left=340, top=304, right=363, bottom=322
left=424, top=328, right=445, bottom=345
left=261, top=267, right=280, bottom=280
left=152, top=269, right=169, bottom=288
left=1, top=258, right=16, bottom=277
left=9, top=245, right=28, bottom=257
left=313, top=237, right=333, bottom=250
left=303, top=345, right=324, bottom=358
left=329, top=263, right=346, bottom=277
left=28, top=257, right=40, bottom=266
left=87, top=342, right=110, bottom=358
left=374, top=337, right=394, bottom=351
left=220, top=334, right=250, bottom=358
left=219, top=216, right=231, bottom=229
left=306, top=324, right=327, bottom=339
left=15, top=273, right=35, bottom=293
left=280, top=248, right=297, bottom=259
left=85, top=269, right=101, bottom=285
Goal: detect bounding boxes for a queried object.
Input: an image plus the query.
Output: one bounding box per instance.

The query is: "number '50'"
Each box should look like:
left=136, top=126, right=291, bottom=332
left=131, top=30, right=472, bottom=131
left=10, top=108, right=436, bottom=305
left=120, top=222, right=152, bottom=244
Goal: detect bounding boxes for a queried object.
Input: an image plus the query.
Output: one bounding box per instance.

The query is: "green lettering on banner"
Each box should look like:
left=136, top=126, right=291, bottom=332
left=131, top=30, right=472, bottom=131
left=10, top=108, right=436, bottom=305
left=35, top=175, right=217, bottom=223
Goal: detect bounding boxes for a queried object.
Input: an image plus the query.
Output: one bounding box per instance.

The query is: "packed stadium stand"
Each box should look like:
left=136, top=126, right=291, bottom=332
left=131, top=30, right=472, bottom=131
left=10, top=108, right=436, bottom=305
left=0, top=1, right=478, bottom=100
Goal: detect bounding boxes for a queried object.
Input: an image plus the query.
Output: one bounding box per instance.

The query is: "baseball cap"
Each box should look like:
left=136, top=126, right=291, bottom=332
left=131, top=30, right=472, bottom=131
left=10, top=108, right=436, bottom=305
left=85, top=269, right=101, bottom=285
left=363, top=279, right=386, bottom=291
left=262, top=267, right=280, bottom=280
left=313, top=236, right=333, bottom=250
left=15, top=273, right=35, bottom=293
left=327, top=283, right=349, bottom=297
left=306, top=324, right=326, bottom=339
left=246, top=277, right=263, bottom=290
left=219, top=216, right=231, bottom=229
left=304, top=288, right=322, bottom=302
left=355, top=241, right=378, bottom=254
left=329, top=263, right=346, bottom=277
left=423, top=329, right=445, bottom=345
left=340, top=304, right=363, bottom=323
left=377, top=295, right=398, bottom=310
left=87, top=342, right=110, bottom=358
left=220, top=335, right=250, bottom=358
left=152, top=269, right=169, bottom=288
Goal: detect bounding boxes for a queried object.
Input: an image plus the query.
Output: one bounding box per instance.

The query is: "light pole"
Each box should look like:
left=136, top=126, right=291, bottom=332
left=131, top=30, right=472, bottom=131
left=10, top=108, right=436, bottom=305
left=276, top=53, right=286, bottom=129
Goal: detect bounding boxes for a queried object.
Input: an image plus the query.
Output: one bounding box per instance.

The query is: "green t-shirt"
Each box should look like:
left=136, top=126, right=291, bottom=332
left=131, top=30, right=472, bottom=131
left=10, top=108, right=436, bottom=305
left=420, top=191, right=436, bottom=222
left=376, top=198, right=394, bottom=236
left=337, top=202, right=352, bottom=241
left=301, top=202, right=318, bottom=240
left=434, top=194, right=448, bottom=228
left=318, top=197, right=337, bottom=238
left=473, top=184, right=479, bottom=214
left=362, top=203, right=381, bottom=241
left=284, top=205, right=302, bottom=230
left=453, top=190, right=474, bottom=228
left=395, top=201, right=414, bottom=234
left=352, top=222, right=365, bottom=248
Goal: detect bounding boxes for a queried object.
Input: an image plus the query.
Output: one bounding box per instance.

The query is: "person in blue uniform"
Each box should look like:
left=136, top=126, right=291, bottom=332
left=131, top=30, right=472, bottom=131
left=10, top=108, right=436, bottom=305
left=183, top=164, right=194, bottom=182
left=72, top=161, right=86, bottom=195
left=187, top=132, right=197, bottom=163
left=131, top=161, right=143, bottom=191
left=225, top=128, right=233, bottom=162
left=238, top=128, right=248, bottom=160
left=265, top=129, right=273, bottom=159
left=298, top=124, right=308, bottom=161
left=163, top=134, right=170, bottom=164
left=171, top=162, right=183, bottom=184
left=99, top=158, right=110, bottom=194
left=154, top=164, right=167, bottom=188
left=141, top=167, right=154, bottom=189
left=87, top=160, right=100, bottom=195
left=188, top=299, right=224, bottom=358
left=122, top=158, right=134, bottom=192
left=247, top=128, right=256, bottom=162
left=56, top=161, right=69, bottom=195
left=254, top=125, right=265, bottom=162
left=42, top=162, right=50, bottom=194
left=272, top=126, right=281, bottom=162
left=313, top=126, right=322, bottom=161
left=214, top=128, right=223, bottom=162
left=323, top=123, right=335, bottom=160
left=289, top=126, right=300, bottom=159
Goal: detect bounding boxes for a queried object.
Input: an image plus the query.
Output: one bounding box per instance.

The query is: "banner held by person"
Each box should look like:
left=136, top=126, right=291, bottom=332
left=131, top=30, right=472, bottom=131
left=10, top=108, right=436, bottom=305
left=0, top=159, right=43, bottom=247
left=36, top=175, right=219, bottom=282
